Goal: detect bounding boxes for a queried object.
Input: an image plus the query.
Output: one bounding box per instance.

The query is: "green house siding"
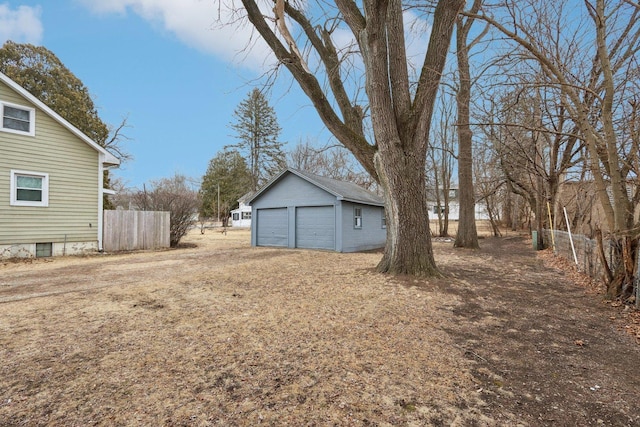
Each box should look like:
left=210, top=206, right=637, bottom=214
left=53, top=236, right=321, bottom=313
left=0, top=80, right=101, bottom=246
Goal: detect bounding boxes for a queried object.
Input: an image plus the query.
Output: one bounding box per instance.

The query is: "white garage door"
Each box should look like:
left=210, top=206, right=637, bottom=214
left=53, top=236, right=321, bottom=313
left=256, top=208, right=288, bottom=247
left=295, top=206, right=335, bottom=250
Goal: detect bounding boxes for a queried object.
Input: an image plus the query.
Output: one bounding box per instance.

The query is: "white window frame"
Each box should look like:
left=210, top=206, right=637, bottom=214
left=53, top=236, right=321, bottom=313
left=10, top=170, right=49, bottom=207
left=354, top=206, right=363, bottom=229
left=1, top=101, right=35, bottom=136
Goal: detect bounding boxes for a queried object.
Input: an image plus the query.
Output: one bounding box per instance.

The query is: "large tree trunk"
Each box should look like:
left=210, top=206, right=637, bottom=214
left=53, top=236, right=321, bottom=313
left=375, top=152, right=439, bottom=276
left=360, top=0, right=462, bottom=275
left=240, top=0, right=464, bottom=276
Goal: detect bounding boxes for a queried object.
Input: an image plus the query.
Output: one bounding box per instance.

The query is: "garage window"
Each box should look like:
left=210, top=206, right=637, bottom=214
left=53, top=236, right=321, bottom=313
left=354, top=207, right=362, bottom=229
left=382, top=211, right=386, bottom=229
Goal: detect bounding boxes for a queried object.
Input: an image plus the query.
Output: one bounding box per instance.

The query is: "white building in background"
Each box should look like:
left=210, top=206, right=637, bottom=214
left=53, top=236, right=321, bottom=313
left=230, top=192, right=253, bottom=228
left=426, top=187, right=491, bottom=221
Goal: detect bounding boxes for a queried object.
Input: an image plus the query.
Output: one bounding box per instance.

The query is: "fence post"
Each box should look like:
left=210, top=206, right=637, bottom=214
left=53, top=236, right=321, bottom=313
left=563, top=207, right=579, bottom=266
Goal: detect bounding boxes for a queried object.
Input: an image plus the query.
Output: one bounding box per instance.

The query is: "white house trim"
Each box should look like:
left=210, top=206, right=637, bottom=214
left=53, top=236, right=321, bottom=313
left=10, top=169, right=49, bottom=207
left=1, top=100, right=36, bottom=136
left=0, top=72, right=120, bottom=167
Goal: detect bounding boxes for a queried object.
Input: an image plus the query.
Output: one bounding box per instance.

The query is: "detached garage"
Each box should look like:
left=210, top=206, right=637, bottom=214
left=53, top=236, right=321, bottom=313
left=247, top=168, right=386, bottom=253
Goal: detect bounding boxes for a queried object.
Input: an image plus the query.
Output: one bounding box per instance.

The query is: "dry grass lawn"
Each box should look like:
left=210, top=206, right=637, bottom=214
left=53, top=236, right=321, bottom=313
left=1, top=229, right=489, bottom=426
left=2, top=227, right=639, bottom=426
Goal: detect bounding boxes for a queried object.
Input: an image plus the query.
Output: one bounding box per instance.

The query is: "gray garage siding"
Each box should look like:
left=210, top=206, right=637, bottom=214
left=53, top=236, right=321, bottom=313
left=252, top=173, right=335, bottom=208
left=341, top=202, right=386, bottom=252
left=249, top=169, right=385, bottom=252
left=256, top=207, right=288, bottom=247
left=295, top=206, right=335, bottom=250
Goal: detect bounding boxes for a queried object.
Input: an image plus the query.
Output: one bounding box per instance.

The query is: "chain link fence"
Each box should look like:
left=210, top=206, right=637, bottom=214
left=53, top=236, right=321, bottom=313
left=541, top=229, right=639, bottom=307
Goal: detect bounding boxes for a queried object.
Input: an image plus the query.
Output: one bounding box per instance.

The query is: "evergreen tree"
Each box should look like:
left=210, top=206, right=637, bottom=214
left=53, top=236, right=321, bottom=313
left=228, top=89, right=286, bottom=191
left=200, top=150, right=252, bottom=225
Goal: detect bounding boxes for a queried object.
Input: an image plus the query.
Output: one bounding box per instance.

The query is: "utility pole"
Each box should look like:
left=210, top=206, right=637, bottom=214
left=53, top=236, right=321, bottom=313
left=217, top=183, right=220, bottom=223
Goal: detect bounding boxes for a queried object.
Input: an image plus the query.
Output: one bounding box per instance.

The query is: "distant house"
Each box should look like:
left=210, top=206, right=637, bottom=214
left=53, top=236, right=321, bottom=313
left=556, top=179, right=639, bottom=237
left=0, top=72, right=120, bottom=258
left=230, top=192, right=253, bottom=228
left=247, top=168, right=386, bottom=252
left=426, top=187, right=490, bottom=221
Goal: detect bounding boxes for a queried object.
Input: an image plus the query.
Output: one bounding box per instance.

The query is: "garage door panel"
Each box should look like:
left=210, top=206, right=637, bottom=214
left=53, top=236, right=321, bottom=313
left=256, top=208, right=288, bottom=247
left=296, top=206, right=335, bottom=250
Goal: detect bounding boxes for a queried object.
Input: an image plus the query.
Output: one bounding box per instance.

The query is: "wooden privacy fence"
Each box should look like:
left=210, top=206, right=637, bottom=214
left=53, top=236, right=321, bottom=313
left=103, top=210, right=170, bottom=252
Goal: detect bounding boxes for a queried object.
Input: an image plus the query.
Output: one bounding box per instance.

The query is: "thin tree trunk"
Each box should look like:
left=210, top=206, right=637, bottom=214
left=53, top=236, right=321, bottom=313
left=454, top=2, right=480, bottom=249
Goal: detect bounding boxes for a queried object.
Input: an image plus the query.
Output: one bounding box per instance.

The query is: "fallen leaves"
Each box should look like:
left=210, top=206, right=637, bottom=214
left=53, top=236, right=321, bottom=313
left=537, top=248, right=640, bottom=344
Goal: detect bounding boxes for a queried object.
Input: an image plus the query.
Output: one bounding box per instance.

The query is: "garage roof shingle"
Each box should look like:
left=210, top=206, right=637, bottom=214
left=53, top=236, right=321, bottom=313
left=247, top=168, right=385, bottom=207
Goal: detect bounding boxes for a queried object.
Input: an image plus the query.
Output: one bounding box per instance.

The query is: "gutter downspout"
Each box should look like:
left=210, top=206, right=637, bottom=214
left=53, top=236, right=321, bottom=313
left=98, top=154, right=105, bottom=252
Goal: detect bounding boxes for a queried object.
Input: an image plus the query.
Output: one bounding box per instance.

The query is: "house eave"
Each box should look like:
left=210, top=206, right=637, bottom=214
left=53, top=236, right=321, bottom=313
left=0, top=71, right=120, bottom=168
left=337, top=196, right=385, bottom=207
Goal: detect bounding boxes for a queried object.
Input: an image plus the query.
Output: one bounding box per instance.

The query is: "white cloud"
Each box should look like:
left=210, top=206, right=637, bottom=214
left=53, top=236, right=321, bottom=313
left=76, top=1, right=433, bottom=77
left=0, top=4, right=43, bottom=45
left=77, top=0, right=274, bottom=72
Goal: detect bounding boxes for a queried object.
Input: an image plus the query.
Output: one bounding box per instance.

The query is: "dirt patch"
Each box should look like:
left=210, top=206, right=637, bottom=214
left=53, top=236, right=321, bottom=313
left=0, top=229, right=638, bottom=426
left=435, top=236, right=640, bottom=426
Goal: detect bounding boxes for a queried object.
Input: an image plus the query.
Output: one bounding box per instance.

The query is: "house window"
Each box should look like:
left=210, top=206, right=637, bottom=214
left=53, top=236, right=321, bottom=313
left=1, top=102, right=35, bottom=136
left=354, top=207, right=362, bottom=229
left=232, top=213, right=239, bottom=221
left=448, top=189, right=457, bottom=199
left=10, top=170, right=49, bottom=207
left=241, top=211, right=252, bottom=220
left=433, top=206, right=445, bottom=215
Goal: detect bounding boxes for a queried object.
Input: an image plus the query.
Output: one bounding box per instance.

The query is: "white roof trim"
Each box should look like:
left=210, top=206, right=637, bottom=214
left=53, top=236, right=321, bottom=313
left=0, top=71, right=120, bottom=167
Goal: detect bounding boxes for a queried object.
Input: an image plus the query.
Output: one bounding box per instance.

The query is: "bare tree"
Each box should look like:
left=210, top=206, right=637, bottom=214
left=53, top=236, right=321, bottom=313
left=132, top=174, right=200, bottom=247
left=480, top=75, right=584, bottom=242
left=233, top=0, right=465, bottom=276
left=288, top=138, right=376, bottom=190
left=427, top=91, right=456, bottom=237
left=474, top=0, right=640, bottom=298
left=473, top=138, right=505, bottom=236
left=454, top=0, right=485, bottom=249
